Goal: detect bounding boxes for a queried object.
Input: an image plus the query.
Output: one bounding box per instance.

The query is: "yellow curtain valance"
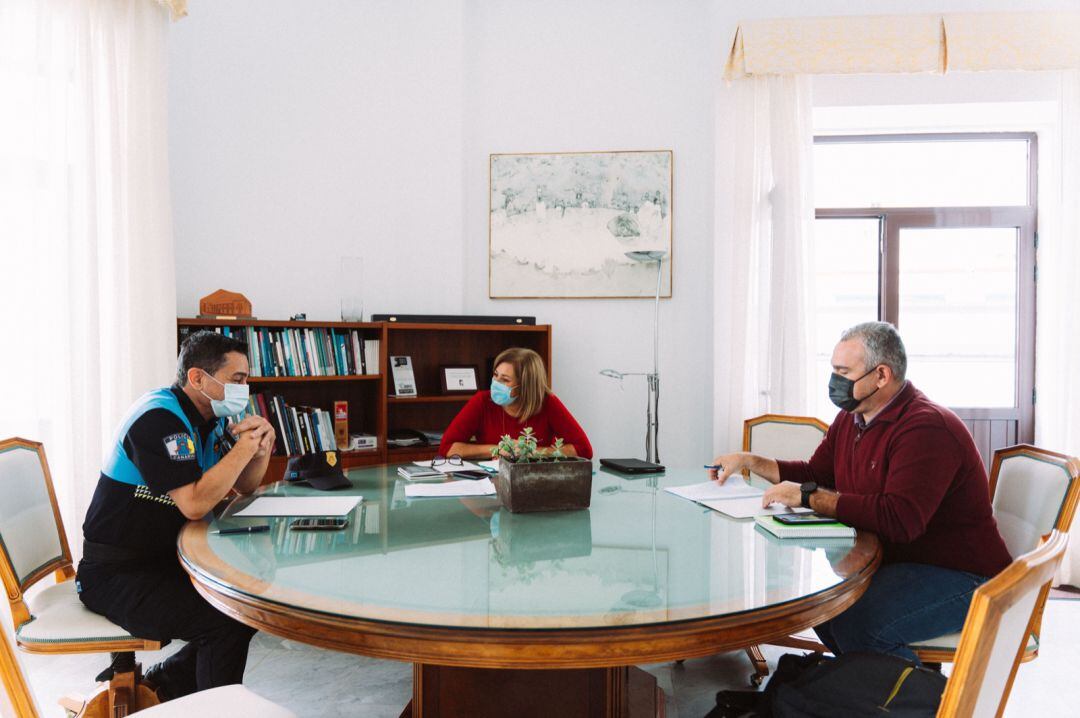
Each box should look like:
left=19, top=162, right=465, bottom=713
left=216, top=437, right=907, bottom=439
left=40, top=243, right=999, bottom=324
left=155, top=0, right=188, bottom=22
left=724, top=12, right=1080, bottom=80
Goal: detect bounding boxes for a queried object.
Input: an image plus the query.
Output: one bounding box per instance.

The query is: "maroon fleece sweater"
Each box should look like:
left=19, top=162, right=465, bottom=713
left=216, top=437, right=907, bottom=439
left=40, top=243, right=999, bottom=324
left=777, top=382, right=1011, bottom=578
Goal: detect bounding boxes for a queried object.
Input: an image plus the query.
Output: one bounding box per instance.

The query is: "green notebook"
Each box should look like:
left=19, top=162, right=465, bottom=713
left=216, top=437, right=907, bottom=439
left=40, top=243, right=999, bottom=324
left=754, top=515, right=855, bottom=539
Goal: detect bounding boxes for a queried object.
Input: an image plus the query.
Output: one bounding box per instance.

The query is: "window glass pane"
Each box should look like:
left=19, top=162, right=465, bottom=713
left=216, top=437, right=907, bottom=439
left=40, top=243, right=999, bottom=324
left=812, top=218, right=880, bottom=422
left=898, top=228, right=1017, bottom=408
left=815, top=139, right=1029, bottom=208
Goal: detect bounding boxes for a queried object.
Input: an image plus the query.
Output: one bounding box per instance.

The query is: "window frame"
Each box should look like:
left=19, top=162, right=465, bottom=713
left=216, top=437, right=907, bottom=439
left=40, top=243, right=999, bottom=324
left=814, top=132, right=1037, bottom=443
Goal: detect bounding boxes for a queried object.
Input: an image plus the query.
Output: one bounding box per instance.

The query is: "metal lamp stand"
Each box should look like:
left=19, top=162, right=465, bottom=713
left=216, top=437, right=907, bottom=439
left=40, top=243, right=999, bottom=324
left=600, top=250, right=666, bottom=465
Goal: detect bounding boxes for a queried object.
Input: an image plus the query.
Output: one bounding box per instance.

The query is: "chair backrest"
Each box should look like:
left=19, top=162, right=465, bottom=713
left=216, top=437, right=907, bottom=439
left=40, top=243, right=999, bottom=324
left=0, top=438, right=73, bottom=631
left=989, top=444, right=1080, bottom=559
left=742, top=414, right=828, bottom=482
left=938, top=530, right=1068, bottom=718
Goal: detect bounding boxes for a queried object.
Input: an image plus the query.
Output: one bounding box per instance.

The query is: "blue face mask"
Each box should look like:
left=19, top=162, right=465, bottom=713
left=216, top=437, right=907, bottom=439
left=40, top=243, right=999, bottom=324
left=200, top=373, right=250, bottom=418
left=490, top=379, right=516, bottom=406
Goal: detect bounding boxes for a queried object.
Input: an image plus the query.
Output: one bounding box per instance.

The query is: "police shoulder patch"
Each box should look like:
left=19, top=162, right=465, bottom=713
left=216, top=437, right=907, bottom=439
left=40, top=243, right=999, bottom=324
left=163, top=433, right=196, bottom=461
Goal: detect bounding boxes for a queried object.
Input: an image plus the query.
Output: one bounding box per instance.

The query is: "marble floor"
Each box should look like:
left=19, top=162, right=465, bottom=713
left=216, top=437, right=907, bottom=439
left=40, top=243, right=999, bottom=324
left=20, top=599, right=1080, bottom=717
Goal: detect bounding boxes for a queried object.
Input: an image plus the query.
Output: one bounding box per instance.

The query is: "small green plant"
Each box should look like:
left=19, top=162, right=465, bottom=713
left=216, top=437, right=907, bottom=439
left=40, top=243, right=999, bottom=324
left=551, top=438, right=565, bottom=460
left=491, top=428, right=566, bottom=463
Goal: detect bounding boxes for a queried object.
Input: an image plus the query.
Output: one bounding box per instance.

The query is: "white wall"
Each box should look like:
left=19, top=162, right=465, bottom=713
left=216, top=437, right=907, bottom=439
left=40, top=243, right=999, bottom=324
left=459, top=0, right=719, bottom=461
left=169, top=0, right=466, bottom=320
left=170, top=0, right=719, bottom=461
left=169, top=0, right=1075, bottom=461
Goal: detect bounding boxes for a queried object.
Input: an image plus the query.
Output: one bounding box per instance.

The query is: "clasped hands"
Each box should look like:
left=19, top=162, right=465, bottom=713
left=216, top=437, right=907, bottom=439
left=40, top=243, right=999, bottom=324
left=708, top=452, right=802, bottom=509
left=229, top=416, right=276, bottom=459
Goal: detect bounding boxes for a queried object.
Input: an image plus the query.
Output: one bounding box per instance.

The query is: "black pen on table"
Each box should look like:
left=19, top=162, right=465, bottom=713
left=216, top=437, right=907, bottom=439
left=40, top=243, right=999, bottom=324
left=215, top=525, right=270, bottom=535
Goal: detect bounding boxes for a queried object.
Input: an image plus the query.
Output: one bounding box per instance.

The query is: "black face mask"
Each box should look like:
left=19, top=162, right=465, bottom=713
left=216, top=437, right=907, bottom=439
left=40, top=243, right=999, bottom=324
left=828, top=367, right=880, bottom=412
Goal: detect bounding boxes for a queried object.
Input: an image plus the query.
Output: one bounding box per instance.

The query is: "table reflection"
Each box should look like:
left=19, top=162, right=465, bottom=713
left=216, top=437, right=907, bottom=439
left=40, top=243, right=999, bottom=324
left=187, top=465, right=871, bottom=629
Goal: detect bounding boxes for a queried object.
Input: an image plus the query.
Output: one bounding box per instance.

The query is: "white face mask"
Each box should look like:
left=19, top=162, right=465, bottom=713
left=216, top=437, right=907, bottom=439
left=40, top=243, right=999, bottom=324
left=200, top=373, right=249, bottom=418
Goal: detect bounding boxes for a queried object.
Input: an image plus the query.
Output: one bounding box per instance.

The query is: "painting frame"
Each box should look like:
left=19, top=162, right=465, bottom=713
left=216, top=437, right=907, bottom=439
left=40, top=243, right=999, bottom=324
left=489, top=149, right=674, bottom=300
left=439, top=365, right=479, bottom=395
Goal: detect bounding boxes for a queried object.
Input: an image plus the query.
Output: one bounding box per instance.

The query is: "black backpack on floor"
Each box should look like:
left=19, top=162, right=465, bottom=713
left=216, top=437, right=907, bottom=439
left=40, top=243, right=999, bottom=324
left=713, top=652, right=947, bottom=718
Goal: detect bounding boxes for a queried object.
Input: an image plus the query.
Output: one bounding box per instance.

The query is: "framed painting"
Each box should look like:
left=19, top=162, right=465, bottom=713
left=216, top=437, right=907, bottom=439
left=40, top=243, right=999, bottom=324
left=489, top=150, right=673, bottom=299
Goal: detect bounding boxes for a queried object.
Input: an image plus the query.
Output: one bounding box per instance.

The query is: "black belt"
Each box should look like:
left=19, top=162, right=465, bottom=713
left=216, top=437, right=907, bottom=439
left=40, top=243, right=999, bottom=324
left=82, top=540, right=171, bottom=565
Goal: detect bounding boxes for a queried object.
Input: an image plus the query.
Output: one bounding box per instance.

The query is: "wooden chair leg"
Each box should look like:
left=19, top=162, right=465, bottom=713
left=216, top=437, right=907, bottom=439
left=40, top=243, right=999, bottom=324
left=75, top=656, right=160, bottom=718
left=745, top=645, right=769, bottom=687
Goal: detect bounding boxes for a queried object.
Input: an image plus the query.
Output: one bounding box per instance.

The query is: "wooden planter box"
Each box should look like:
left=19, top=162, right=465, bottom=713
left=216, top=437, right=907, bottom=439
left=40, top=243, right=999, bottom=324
left=494, top=457, right=592, bottom=513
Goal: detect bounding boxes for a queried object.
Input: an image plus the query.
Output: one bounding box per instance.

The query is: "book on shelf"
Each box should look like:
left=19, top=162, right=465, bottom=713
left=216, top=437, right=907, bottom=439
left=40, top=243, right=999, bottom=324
left=179, top=324, right=380, bottom=378
left=390, top=356, right=417, bottom=396
left=245, top=391, right=365, bottom=457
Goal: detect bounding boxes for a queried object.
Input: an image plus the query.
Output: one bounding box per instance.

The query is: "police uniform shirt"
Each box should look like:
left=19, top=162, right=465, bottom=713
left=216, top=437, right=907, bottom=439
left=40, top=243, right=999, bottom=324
left=82, top=386, right=221, bottom=559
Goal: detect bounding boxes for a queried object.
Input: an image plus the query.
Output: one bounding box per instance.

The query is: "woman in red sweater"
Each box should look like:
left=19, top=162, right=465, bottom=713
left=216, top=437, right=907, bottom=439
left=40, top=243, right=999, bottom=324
left=438, top=347, right=593, bottom=460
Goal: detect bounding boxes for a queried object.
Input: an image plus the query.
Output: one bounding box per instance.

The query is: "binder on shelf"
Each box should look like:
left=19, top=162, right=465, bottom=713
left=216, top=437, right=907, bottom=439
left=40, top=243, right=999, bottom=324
left=364, top=339, right=380, bottom=375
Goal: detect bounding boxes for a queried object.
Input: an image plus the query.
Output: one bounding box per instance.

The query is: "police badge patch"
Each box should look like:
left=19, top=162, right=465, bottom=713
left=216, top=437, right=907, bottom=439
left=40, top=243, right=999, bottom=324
left=164, top=433, right=196, bottom=461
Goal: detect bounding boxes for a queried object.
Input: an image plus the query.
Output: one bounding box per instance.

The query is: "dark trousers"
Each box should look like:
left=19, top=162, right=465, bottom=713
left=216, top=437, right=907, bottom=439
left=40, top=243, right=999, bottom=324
left=77, top=560, right=257, bottom=697
left=814, top=562, right=988, bottom=663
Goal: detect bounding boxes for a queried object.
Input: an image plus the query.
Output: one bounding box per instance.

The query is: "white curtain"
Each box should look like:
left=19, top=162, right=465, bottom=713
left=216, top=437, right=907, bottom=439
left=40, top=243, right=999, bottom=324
left=1035, top=70, right=1080, bottom=586
left=713, top=76, right=816, bottom=453
left=0, top=0, right=178, bottom=557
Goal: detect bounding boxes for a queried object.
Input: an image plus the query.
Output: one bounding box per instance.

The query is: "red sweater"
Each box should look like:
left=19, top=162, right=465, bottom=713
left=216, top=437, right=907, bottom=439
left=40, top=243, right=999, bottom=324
left=438, top=391, right=593, bottom=459
left=777, top=382, right=1011, bottom=578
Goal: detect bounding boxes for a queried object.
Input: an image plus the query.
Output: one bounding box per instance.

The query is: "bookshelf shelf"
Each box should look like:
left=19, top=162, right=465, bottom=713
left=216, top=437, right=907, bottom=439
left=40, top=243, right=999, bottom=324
left=249, top=375, right=381, bottom=383
left=177, top=318, right=551, bottom=484
left=387, top=395, right=471, bottom=404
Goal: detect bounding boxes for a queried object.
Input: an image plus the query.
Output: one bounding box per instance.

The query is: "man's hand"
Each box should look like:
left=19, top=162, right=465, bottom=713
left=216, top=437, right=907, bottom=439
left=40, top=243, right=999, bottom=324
left=232, top=415, right=272, bottom=437
left=761, top=481, right=802, bottom=509
left=253, top=428, right=275, bottom=458
left=230, top=416, right=274, bottom=460
left=708, top=453, right=750, bottom=483
left=708, top=452, right=781, bottom=485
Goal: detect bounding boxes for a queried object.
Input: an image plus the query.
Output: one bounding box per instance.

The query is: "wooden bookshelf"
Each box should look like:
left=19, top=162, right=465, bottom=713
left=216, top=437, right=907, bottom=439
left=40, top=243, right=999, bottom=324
left=386, top=395, right=472, bottom=404
left=177, top=319, right=552, bottom=482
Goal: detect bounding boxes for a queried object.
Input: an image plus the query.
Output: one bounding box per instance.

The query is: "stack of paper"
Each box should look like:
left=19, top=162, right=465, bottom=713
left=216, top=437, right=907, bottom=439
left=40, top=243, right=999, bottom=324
left=397, top=465, right=444, bottom=481
left=665, top=481, right=762, bottom=502
left=232, top=496, right=361, bottom=517
left=412, top=460, right=485, bottom=474
left=404, top=478, right=496, bottom=498
left=665, top=481, right=811, bottom=519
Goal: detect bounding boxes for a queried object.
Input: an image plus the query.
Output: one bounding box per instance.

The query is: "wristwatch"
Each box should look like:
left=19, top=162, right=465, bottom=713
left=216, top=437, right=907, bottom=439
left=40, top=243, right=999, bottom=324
left=800, top=481, right=818, bottom=509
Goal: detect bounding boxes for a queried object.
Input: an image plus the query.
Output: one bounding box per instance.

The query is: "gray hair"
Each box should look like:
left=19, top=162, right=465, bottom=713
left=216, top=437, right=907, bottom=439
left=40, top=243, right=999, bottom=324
left=840, top=322, right=907, bottom=382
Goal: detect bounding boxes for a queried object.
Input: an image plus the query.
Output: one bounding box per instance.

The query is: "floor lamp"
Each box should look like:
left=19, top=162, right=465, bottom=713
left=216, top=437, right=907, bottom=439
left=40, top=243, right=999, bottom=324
left=600, top=250, right=667, bottom=465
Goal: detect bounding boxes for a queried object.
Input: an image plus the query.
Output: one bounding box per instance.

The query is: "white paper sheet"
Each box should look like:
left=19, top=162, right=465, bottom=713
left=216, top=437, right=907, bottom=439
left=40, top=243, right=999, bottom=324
left=664, top=480, right=762, bottom=503
left=700, top=498, right=813, bottom=520
left=404, top=478, right=496, bottom=498
left=412, top=460, right=484, bottom=474
left=232, top=496, right=361, bottom=517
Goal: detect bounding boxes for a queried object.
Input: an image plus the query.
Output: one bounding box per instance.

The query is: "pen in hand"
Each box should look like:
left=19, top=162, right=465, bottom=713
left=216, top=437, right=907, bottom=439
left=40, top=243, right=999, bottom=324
left=215, top=525, right=270, bottom=535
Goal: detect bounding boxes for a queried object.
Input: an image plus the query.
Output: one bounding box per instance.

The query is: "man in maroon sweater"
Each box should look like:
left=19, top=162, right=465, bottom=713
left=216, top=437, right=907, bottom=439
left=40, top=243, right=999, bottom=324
left=711, top=322, right=1011, bottom=662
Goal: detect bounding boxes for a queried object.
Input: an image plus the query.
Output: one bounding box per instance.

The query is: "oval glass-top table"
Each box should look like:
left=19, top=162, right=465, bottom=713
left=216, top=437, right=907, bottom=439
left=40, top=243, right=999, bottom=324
left=178, top=465, right=880, bottom=718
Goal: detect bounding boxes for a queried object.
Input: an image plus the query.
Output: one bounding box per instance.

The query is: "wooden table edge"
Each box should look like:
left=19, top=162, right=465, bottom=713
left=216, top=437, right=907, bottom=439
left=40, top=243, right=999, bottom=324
left=179, top=521, right=881, bottom=669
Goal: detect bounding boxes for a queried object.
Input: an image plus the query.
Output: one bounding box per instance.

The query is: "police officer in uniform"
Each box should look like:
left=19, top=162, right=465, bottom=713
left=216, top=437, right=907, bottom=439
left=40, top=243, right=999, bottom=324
left=77, top=331, right=276, bottom=700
